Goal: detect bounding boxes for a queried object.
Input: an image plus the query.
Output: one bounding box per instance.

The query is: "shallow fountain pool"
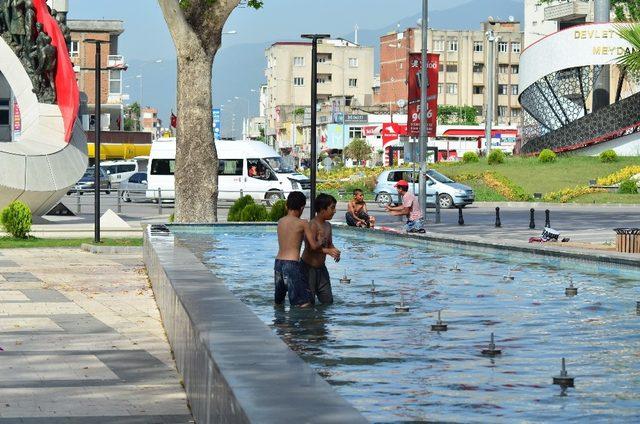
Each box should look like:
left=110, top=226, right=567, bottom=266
left=172, top=226, right=640, bottom=423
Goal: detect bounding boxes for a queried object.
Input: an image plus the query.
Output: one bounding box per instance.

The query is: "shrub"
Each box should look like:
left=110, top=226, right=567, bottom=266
left=0, top=201, right=32, bottom=239
left=269, top=199, right=287, bottom=222
left=462, top=151, right=479, bottom=163
left=538, top=149, right=557, bottom=163
left=168, top=213, right=175, bottom=223
left=487, top=149, right=506, bottom=165
left=599, top=149, right=618, bottom=163
left=618, top=179, right=638, bottom=194
left=228, top=195, right=255, bottom=221
left=239, top=203, right=268, bottom=222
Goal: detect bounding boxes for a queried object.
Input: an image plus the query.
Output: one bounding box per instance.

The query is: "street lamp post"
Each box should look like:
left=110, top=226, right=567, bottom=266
left=86, top=39, right=107, bottom=244
left=484, top=29, right=498, bottom=155
left=593, top=0, right=610, bottom=111
left=302, top=33, right=330, bottom=217
left=418, top=0, right=429, bottom=218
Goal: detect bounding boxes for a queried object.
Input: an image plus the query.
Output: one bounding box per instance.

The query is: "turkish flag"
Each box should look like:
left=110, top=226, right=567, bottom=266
left=170, top=113, right=177, bottom=128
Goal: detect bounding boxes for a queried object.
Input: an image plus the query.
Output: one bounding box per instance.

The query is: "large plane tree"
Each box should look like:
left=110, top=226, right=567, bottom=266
left=158, top=0, right=263, bottom=222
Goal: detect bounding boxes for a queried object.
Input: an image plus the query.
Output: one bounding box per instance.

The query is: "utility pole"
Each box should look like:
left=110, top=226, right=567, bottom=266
left=593, top=0, right=610, bottom=112
left=418, top=0, right=428, bottom=218
left=484, top=29, right=497, bottom=154
left=302, top=34, right=330, bottom=217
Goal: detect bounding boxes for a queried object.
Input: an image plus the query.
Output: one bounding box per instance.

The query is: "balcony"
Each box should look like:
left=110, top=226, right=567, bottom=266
left=544, top=0, right=590, bottom=22
left=108, top=55, right=126, bottom=69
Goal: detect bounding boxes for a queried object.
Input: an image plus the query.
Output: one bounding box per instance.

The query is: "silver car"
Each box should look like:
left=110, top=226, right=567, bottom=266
left=119, top=172, right=148, bottom=202
left=373, top=168, right=475, bottom=208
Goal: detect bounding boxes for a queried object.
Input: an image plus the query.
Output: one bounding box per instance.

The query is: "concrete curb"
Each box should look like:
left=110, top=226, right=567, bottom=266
left=472, top=201, right=640, bottom=209
left=80, top=243, right=143, bottom=254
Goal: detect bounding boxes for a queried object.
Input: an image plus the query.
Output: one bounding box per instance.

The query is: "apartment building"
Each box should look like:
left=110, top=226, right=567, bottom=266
left=524, top=0, right=594, bottom=47
left=264, top=39, right=375, bottom=145
left=379, top=21, right=524, bottom=125
left=140, top=107, right=162, bottom=139
left=67, top=19, right=126, bottom=131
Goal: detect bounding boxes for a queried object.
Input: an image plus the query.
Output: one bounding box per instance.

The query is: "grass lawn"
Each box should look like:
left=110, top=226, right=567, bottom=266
left=571, top=192, right=640, bottom=204
left=0, top=237, right=143, bottom=249
left=432, top=156, right=640, bottom=195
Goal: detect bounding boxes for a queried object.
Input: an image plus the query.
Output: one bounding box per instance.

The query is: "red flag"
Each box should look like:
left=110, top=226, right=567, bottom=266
left=170, top=112, right=177, bottom=128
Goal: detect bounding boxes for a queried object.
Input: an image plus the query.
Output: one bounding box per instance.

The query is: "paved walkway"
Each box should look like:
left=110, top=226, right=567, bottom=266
left=0, top=248, right=193, bottom=423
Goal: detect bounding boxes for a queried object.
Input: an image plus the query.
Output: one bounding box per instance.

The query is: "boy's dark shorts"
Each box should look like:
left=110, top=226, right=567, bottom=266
left=345, top=210, right=371, bottom=227
left=302, top=261, right=333, bottom=305
left=274, top=259, right=312, bottom=306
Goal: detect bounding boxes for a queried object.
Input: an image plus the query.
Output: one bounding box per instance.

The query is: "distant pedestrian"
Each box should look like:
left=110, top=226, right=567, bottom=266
left=385, top=180, right=425, bottom=233
left=345, top=189, right=375, bottom=228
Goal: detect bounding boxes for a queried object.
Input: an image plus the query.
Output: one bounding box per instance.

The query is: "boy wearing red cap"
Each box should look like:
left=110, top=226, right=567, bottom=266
left=385, top=179, right=425, bottom=233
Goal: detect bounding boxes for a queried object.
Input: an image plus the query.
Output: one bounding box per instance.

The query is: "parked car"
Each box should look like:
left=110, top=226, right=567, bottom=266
left=119, top=172, right=148, bottom=202
left=101, top=160, right=139, bottom=185
left=374, top=168, right=475, bottom=208
left=70, top=167, right=111, bottom=194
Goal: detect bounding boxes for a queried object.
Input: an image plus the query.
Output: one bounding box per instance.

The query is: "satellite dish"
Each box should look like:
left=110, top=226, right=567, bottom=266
left=487, top=16, right=495, bottom=24
left=397, top=99, right=406, bottom=108
left=508, top=15, right=515, bottom=22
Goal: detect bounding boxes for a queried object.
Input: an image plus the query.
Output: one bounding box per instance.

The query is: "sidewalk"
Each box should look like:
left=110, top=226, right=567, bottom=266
left=0, top=248, right=193, bottom=423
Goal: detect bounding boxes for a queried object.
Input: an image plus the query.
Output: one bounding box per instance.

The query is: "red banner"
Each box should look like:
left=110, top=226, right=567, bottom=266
left=407, top=53, right=439, bottom=137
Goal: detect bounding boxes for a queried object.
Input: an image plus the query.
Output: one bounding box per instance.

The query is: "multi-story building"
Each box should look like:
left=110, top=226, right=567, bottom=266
left=379, top=21, right=524, bottom=125
left=67, top=19, right=126, bottom=131
left=524, top=0, right=593, bottom=47
left=140, top=107, right=162, bottom=139
left=264, top=39, right=375, bottom=148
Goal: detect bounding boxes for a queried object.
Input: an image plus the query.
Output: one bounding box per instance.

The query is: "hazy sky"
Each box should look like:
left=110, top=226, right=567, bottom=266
left=68, top=0, right=473, bottom=62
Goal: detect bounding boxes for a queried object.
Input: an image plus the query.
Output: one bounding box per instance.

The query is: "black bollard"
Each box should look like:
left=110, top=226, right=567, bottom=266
left=545, top=209, right=551, bottom=228
left=529, top=208, right=535, bottom=229
left=435, top=192, right=441, bottom=224
left=495, top=206, right=501, bottom=227
left=458, top=206, right=464, bottom=225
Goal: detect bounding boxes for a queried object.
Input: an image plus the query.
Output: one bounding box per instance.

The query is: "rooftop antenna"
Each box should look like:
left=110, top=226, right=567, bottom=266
left=354, top=24, right=359, bottom=45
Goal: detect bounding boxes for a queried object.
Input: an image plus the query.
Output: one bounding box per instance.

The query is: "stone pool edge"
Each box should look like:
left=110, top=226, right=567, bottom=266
left=143, top=225, right=368, bottom=424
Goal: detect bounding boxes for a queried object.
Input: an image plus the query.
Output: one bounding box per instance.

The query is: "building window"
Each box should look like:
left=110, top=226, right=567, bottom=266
left=348, top=57, right=359, bottom=67
left=511, top=108, right=521, bottom=117
left=109, top=70, right=121, bottom=94
left=512, top=42, right=521, bottom=53
left=498, top=64, right=509, bottom=74
left=498, top=84, right=508, bottom=95
left=348, top=78, right=358, bottom=87
left=473, top=41, right=483, bottom=52
left=474, top=105, right=483, bottom=116
left=293, top=77, right=304, bottom=86
left=446, top=63, right=458, bottom=73
left=498, top=42, right=508, bottom=53
left=448, top=39, right=458, bottom=52
left=349, top=127, right=362, bottom=139
left=434, top=40, right=445, bottom=51
left=473, top=85, right=484, bottom=94
left=438, top=83, right=443, bottom=94
left=317, top=75, right=332, bottom=84
left=498, top=106, right=508, bottom=117
left=293, top=56, right=304, bottom=67
left=473, top=63, right=484, bottom=73
left=511, top=85, right=519, bottom=95
left=511, top=65, right=519, bottom=74
left=317, top=54, right=331, bottom=63
left=447, top=83, right=457, bottom=95
left=0, top=98, right=9, bottom=125
left=438, top=63, right=444, bottom=72
left=69, top=40, right=79, bottom=58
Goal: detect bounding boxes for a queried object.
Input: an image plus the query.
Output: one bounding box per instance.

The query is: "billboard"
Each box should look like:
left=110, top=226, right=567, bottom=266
left=212, top=108, right=221, bottom=140
left=407, top=52, right=439, bottom=137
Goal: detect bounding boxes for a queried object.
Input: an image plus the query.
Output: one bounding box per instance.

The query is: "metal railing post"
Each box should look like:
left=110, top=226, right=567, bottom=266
left=76, top=193, right=81, bottom=214
left=158, top=188, right=162, bottom=215
left=117, top=189, right=122, bottom=213
left=434, top=191, right=441, bottom=224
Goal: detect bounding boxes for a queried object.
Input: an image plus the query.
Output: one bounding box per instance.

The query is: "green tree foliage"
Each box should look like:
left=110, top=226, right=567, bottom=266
left=462, top=151, right=479, bottom=163
left=599, top=149, right=619, bottom=163
left=0, top=201, right=32, bottom=239
left=616, top=23, right=640, bottom=75
left=487, top=149, right=506, bottom=165
left=124, top=102, right=141, bottom=131
left=538, top=149, right=557, bottom=163
left=344, top=138, right=372, bottom=165
left=268, top=199, right=287, bottom=221
left=618, top=179, right=638, bottom=194
left=438, top=105, right=477, bottom=125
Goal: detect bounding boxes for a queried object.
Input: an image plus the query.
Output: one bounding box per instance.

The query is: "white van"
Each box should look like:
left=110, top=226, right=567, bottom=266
left=100, top=160, right=138, bottom=185
left=146, top=138, right=310, bottom=204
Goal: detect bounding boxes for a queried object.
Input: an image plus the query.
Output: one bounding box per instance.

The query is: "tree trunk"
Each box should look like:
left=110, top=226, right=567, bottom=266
left=175, top=49, right=218, bottom=223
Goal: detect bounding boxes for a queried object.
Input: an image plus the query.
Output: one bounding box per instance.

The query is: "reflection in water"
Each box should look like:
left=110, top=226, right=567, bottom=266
left=174, top=227, right=640, bottom=423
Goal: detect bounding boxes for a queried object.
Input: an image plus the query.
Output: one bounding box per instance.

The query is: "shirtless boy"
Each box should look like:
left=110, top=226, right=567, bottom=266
left=302, top=193, right=341, bottom=305
left=345, top=188, right=376, bottom=228
left=275, top=191, right=323, bottom=307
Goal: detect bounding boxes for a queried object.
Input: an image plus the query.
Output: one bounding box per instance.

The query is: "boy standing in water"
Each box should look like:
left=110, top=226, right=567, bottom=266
left=302, top=194, right=341, bottom=305
left=275, top=192, right=323, bottom=308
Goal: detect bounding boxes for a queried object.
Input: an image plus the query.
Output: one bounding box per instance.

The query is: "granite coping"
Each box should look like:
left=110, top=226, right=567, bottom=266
left=144, top=228, right=367, bottom=424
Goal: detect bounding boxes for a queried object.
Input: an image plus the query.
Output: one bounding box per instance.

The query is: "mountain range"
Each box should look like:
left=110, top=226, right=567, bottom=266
left=127, top=0, right=524, bottom=135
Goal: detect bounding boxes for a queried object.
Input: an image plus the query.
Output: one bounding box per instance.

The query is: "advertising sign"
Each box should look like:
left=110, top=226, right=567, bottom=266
left=407, top=53, right=439, bottom=137
left=13, top=99, right=21, bottom=141
left=382, top=122, right=407, bottom=146
left=212, top=108, right=221, bottom=140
